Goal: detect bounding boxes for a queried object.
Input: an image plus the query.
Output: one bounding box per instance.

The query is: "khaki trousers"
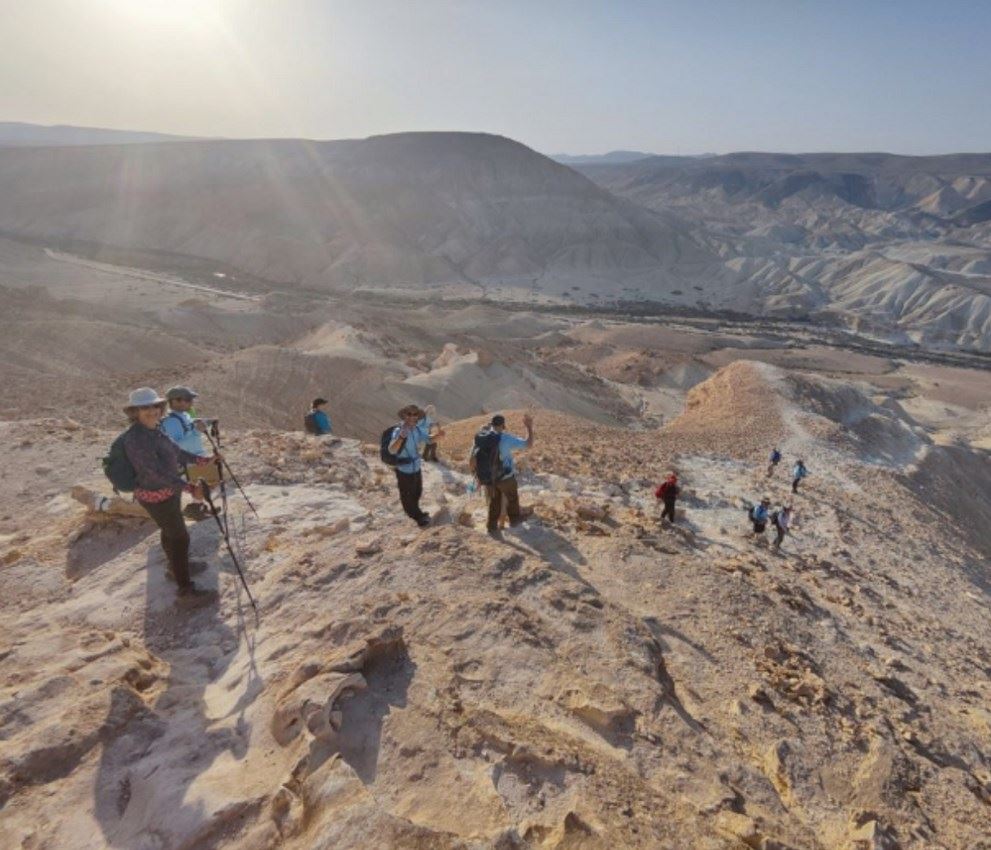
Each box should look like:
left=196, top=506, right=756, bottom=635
left=486, top=476, right=520, bottom=531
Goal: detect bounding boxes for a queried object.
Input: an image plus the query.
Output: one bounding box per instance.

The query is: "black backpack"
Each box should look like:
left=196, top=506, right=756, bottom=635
left=380, top=427, right=408, bottom=467
left=102, top=431, right=138, bottom=493
left=304, top=411, right=319, bottom=435
left=473, top=428, right=505, bottom=485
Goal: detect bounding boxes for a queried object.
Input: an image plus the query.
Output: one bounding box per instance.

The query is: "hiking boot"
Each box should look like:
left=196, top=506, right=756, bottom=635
left=416, top=514, right=431, bottom=528
left=183, top=503, right=211, bottom=521
left=487, top=528, right=503, bottom=539
left=163, top=560, right=208, bottom=582
left=176, top=582, right=219, bottom=608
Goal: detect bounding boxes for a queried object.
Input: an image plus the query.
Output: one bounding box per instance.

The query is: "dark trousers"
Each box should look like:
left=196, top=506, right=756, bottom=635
left=395, top=470, right=426, bottom=521
left=486, top=476, right=521, bottom=531
left=792, top=478, right=801, bottom=493
left=774, top=525, right=786, bottom=547
left=141, top=494, right=191, bottom=587
left=661, top=497, right=677, bottom=522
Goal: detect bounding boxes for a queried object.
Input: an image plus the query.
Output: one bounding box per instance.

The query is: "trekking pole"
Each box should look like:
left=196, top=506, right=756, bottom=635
left=204, top=424, right=260, bottom=521
left=209, top=420, right=230, bottom=534
left=200, top=479, right=258, bottom=612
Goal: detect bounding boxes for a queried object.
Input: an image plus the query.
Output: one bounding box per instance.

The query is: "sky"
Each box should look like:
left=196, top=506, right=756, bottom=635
left=2, top=0, right=989, bottom=155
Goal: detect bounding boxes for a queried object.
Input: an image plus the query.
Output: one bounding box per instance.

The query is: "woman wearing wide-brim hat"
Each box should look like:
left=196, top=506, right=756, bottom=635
left=121, top=387, right=221, bottom=606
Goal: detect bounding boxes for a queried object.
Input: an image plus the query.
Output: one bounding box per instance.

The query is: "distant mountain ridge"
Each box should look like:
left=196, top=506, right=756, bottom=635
left=0, top=132, right=710, bottom=298
left=1, top=129, right=990, bottom=350
left=0, top=121, right=199, bottom=147
left=550, top=150, right=657, bottom=165
left=575, top=150, right=991, bottom=351
left=576, top=150, right=991, bottom=213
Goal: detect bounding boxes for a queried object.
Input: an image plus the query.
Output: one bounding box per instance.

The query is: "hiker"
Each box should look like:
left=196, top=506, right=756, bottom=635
left=160, top=386, right=209, bottom=456
left=422, top=422, right=440, bottom=462
left=472, top=413, right=534, bottom=536
left=387, top=403, right=442, bottom=527
left=304, top=398, right=333, bottom=435
left=161, top=386, right=218, bottom=518
left=767, top=447, right=782, bottom=477
left=771, top=504, right=793, bottom=549
left=749, top=496, right=772, bottom=540
left=792, top=459, right=808, bottom=494
left=654, top=472, right=680, bottom=523
left=119, top=388, right=221, bottom=605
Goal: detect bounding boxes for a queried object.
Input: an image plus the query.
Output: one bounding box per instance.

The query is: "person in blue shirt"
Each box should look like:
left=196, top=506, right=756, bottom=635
left=477, top=413, right=534, bottom=535
left=749, top=496, right=772, bottom=540
left=388, top=403, right=443, bottom=527
left=767, top=447, right=782, bottom=478
left=160, top=385, right=217, bottom=518
left=161, top=386, right=209, bottom=457
left=308, top=398, right=333, bottom=435
left=791, top=459, right=808, bottom=494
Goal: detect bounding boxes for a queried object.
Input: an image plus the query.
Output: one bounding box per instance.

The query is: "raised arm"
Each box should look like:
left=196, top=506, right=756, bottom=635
left=522, top=413, right=534, bottom=448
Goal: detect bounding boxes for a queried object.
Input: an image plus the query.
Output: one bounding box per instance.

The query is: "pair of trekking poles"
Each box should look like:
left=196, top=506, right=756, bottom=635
left=196, top=421, right=260, bottom=611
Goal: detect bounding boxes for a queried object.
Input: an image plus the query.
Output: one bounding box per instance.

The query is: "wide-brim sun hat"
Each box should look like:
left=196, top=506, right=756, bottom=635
left=398, top=404, right=424, bottom=418
left=124, top=387, right=167, bottom=411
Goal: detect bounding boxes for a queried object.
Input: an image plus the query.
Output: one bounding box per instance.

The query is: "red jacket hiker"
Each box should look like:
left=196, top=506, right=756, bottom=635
left=655, top=475, right=679, bottom=522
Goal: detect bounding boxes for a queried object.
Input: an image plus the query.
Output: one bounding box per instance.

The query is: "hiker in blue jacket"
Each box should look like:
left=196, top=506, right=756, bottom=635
left=160, top=386, right=209, bottom=457
left=791, top=459, right=808, bottom=494
left=749, top=496, right=772, bottom=539
left=161, top=386, right=217, bottom=518
left=767, top=447, right=782, bottom=477
left=471, top=413, right=534, bottom=535
left=305, top=398, right=333, bottom=435
left=388, top=403, right=443, bottom=527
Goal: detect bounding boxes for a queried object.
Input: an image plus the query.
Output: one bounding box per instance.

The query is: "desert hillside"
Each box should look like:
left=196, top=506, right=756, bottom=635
left=1, top=361, right=989, bottom=849
left=0, top=132, right=710, bottom=300
left=3, top=132, right=991, bottom=349
left=578, top=153, right=991, bottom=351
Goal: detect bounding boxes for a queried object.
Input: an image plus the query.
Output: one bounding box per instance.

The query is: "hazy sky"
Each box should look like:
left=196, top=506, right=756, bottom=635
left=2, top=0, right=989, bottom=155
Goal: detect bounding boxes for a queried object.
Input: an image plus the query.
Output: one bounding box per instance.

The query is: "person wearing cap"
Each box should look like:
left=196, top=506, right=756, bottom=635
left=160, top=385, right=219, bottom=517
left=388, top=403, right=443, bottom=527
left=160, top=386, right=209, bottom=457
left=654, top=472, right=680, bottom=523
left=121, top=387, right=221, bottom=605
left=480, top=413, right=534, bottom=535
left=749, top=496, right=772, bottom=540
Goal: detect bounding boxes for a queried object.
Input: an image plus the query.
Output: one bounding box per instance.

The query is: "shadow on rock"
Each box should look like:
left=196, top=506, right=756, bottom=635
left=93, top=541, right=244, bottom=848
left=66, top=518, right=154, bottom=581
left=333, top=639, right=416, bottom=785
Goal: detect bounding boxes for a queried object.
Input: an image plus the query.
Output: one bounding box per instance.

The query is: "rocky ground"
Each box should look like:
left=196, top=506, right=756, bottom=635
left=1, top=362, right=989, bottom=849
